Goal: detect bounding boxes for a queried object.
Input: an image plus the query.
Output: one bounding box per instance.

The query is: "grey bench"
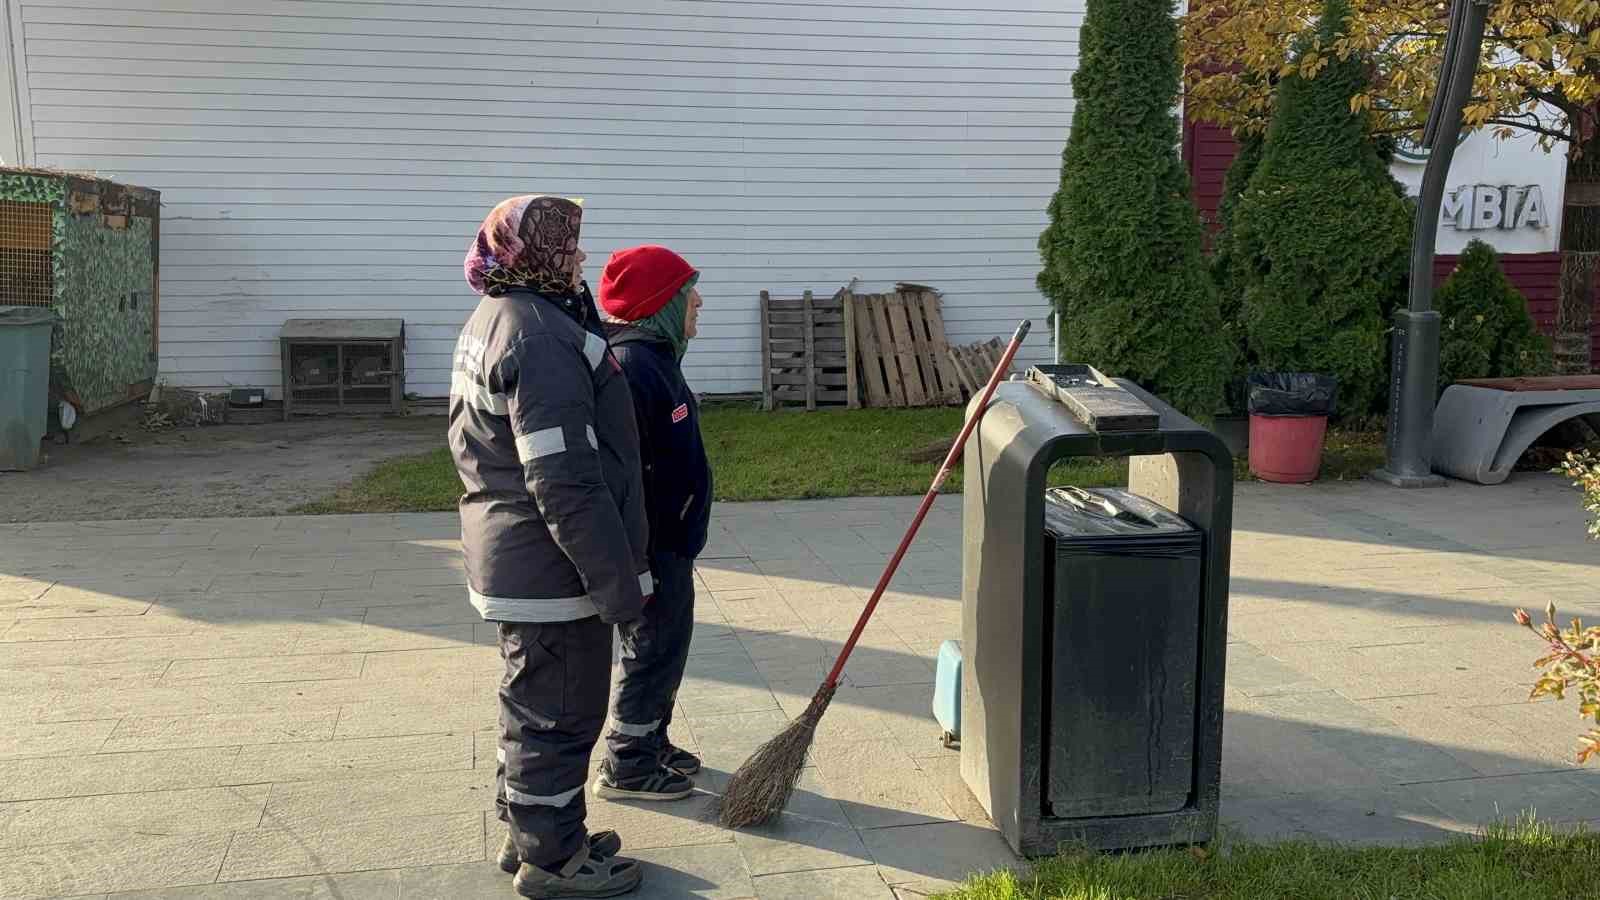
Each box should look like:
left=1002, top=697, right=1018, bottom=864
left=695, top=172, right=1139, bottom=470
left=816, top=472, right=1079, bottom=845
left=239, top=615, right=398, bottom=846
left=1431, top=376, right=1600, bottom=485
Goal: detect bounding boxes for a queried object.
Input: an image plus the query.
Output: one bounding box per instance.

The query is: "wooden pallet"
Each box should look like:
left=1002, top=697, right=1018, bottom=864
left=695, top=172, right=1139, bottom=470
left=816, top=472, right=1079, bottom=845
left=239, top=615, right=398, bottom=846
left=760, top=289, right=858, bottom=410
left=946, top=337, right=1012, bottom=396
left=850, top=287, right=964, bottom=407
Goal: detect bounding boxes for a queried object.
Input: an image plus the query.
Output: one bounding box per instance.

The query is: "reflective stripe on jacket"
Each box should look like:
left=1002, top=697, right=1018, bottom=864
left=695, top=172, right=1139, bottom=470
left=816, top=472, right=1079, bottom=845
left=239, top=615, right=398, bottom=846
left=449, top=285, right=651, bottom=623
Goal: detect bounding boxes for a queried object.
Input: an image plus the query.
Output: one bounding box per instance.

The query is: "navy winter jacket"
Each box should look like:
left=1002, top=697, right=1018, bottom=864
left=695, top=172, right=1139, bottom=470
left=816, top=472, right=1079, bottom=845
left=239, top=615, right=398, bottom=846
left=605, top=324, right=712, bottom=560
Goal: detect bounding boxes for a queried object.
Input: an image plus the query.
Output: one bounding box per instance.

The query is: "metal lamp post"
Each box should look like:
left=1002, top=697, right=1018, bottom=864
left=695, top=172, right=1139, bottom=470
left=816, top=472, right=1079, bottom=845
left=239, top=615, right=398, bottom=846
left=1372, top=0, right=1490, bottom=487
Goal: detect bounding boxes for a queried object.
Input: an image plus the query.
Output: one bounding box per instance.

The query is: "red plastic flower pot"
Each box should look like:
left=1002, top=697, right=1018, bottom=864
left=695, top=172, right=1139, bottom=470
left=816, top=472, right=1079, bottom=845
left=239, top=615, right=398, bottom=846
left=1248, top=414, right=1328, bottom=484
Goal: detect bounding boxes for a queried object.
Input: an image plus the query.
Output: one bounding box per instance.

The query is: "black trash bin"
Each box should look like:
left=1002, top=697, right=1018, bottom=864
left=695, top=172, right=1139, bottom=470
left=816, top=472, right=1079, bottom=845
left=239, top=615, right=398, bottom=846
left=1042, top=486, right=1204, bottom=819
left=961, top=364, right=1233, bottom=856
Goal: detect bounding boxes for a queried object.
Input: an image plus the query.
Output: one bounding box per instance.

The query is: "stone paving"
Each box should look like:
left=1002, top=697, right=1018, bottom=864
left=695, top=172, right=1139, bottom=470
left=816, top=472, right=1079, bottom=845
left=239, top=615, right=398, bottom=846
left=1, top=476, right=1599, bottom=899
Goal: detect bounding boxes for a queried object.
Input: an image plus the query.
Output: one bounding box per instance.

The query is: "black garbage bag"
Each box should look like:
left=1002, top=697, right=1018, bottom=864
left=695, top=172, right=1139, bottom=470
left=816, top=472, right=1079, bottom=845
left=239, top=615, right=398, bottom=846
left=1247, top=372, right=1338, bottom=417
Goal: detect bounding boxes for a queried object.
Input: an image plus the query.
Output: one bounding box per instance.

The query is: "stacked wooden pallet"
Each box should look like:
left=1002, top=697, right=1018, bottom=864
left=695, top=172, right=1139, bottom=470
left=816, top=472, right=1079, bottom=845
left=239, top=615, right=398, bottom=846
left=849, top=286, right=964, bottom=408
left=758, top=283, right=1010, bottom=410
left=759, top=289, right=856, bottom=410
left=946, top=338, right=1011, bottom=397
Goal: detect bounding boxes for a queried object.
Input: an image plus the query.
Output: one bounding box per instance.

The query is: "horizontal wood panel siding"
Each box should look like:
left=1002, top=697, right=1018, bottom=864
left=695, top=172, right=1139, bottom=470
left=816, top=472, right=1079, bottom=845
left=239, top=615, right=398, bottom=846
left=17, top=0, right=1082, bottom=396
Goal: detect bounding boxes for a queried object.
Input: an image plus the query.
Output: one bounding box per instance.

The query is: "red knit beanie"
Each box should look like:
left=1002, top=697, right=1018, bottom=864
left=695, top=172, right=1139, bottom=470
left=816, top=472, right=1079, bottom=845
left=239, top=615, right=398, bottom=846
left=599, top=245, right=698, bottom=321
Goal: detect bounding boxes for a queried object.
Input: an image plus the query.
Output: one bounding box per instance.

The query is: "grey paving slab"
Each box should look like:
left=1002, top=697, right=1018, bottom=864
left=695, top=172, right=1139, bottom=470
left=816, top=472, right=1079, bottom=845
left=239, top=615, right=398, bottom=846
left=1, top=613, right=212, bottom=643
left=232, top=732, right=473, bottom=784
left=0, top=784, right=268, bottom=850
left=0, top=746, right=243, bottom=803
left=809, top=741, right=958, bottom=831
left=0, top=719, right=118, bottom=760
left=630, top=843, right=756, bottom=899
left=0, top=832, right=233, bottom=900
left=162, top=652, right=363, bottom=685
left=731, top=812, right=873, bottom=877
left=684, top=710, right=791, bottom=757
left=584, top=789, right=732, bottom=852
left=0, top=632, right=302, bottom=669
left=334, top=696, right=495, bottom=740
left=217, top=810, right=484, bottom=881
left=5, top=478, right=1599, bottom=897
left=753, top=865, right=896, bottom=900
left=104, top=708, right=339, bottom=753
left=260, top=767, right=496, bottom=827
left=859, top=820, right=1021, bottom=894
left=1356, top=694, right=1554, bottom=778
left=0, top=659, right=169, bottom=697
left=1410, top=770, right=1600, bottom=828
left=362, top=599, right=482, bottom=629
left=113, top=870, right=402, bottom=899
left=396, top=859, right=509, bottom=900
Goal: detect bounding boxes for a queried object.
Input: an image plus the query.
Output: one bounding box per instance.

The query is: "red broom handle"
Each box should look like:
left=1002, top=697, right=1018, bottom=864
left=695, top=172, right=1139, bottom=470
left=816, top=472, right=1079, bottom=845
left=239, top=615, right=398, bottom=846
left=823, top=319, right=1032, bottom=688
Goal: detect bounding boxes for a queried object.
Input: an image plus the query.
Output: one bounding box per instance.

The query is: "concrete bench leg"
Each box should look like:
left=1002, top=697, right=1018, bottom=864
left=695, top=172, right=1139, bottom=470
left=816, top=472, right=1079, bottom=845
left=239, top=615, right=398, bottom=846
left=1431, top=385, right=1600, bottom=485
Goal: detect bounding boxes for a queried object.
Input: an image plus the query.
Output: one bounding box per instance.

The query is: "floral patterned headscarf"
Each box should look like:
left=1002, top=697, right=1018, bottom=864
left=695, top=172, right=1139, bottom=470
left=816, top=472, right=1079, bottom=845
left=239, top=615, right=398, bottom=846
left=463, top=195, right=583, bottom=296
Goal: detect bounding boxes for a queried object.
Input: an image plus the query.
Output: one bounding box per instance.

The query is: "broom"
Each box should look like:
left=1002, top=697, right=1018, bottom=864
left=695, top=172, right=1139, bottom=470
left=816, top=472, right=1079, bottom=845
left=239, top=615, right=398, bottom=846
left=717, top=318, right=1032, bottom=828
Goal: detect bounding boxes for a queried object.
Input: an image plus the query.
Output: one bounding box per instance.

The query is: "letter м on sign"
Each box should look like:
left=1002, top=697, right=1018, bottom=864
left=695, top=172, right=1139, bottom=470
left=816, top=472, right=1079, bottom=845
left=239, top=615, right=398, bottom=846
left=1440, top=187, right=1470, bottom=228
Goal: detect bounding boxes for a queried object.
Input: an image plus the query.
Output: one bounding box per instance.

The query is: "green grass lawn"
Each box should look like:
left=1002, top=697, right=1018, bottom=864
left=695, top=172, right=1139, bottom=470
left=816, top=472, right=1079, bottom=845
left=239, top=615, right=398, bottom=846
left=295, top=404, right=1384, bottom=515
left=941, top=819, right=1600, bottom=900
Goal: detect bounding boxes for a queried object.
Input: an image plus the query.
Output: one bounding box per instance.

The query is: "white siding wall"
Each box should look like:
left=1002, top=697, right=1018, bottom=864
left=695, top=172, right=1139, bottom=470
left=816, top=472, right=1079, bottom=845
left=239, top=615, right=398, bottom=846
left=12, top=0, right=1079, bottom=396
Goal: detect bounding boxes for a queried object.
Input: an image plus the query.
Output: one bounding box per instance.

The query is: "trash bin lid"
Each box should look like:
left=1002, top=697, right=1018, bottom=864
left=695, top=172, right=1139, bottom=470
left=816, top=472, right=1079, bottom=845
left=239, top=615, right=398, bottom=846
left=1043, top=486, right=1196, bottom=538
left=0, top=306, right=60, bottom=327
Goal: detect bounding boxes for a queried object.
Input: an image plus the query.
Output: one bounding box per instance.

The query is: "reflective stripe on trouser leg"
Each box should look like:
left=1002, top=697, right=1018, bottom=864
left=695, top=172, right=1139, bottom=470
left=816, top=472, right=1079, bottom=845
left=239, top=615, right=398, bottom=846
left=496, top=616, right=610, bottom=868
left=605, top=551, right=698, bottom=782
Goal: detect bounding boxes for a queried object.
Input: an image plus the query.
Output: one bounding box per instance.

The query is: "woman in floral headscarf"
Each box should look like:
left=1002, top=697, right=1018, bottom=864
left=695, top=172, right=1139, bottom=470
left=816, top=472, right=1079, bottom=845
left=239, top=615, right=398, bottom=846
left=449, top=196, right=650, bottom=898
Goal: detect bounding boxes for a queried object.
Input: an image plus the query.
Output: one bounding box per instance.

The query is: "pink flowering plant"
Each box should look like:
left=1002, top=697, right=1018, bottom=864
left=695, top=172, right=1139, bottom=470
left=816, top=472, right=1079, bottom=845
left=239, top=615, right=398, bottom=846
left=1557, top=450, right=1600, bottom=540
left=1512, top=604, right=1600, bottom=765
left=1510, top=450, right=1600, bottom=764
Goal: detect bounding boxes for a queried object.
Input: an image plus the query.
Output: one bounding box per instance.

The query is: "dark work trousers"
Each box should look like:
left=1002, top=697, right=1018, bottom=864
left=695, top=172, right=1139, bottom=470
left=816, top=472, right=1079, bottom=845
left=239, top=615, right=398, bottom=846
left=605, top=551, right=697, bottom=782
left=496, top=616, right=611, bottom=868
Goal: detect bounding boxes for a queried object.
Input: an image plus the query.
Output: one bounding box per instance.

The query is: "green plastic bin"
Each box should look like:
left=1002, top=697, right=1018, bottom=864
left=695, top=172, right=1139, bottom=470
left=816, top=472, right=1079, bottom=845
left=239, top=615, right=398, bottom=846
left=0, top=306, right=59, bottom=471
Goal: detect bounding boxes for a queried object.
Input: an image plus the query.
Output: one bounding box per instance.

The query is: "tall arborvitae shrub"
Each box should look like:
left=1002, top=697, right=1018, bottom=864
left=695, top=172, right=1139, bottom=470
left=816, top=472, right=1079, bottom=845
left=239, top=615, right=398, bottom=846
left=1436, top=240, right=1556, bottom=391
left=1037, top=0, right=1231, bottom=417
left=1229, top=0, right=1413, bottom=415
left=1211, top=130, right=1266, bottom=412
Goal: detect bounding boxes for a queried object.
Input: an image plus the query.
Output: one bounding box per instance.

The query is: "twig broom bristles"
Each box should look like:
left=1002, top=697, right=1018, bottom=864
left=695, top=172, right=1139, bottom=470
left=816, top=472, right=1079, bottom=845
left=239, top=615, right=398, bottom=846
left=717, top=319, right=1032, bottom=829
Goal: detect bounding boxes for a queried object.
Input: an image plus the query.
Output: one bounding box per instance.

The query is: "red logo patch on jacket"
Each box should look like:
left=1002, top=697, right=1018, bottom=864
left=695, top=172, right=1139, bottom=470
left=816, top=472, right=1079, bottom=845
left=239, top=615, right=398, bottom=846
left=671, top=403, right=689, bottom=424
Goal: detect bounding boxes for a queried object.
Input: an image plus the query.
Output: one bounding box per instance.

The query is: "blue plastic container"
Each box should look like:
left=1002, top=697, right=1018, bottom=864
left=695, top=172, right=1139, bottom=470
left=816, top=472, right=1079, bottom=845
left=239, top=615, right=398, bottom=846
left=933, top=639, right=962, bottom=747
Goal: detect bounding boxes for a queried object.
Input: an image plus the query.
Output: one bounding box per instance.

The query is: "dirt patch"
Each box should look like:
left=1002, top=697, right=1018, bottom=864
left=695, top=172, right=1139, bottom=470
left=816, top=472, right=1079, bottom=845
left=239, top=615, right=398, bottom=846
left=0, top=413, right=446, bottom=523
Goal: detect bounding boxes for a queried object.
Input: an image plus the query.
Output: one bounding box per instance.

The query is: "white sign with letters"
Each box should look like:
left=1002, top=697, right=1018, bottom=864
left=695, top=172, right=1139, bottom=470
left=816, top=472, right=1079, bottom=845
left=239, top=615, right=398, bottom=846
left=1389, top=109, right=1568, bottom=255
left=1439, top=184, right=1549, bottom=232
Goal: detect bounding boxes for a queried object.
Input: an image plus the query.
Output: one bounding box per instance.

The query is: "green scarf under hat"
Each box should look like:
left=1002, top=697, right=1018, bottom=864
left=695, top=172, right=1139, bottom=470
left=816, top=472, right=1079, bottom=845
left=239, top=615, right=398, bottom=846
left=636, top=274, right=697, bottom=361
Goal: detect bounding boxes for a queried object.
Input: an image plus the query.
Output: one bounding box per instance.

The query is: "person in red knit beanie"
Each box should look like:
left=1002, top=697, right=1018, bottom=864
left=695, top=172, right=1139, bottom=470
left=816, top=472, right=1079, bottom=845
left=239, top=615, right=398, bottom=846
left=593, top=246, right=713, bottom=802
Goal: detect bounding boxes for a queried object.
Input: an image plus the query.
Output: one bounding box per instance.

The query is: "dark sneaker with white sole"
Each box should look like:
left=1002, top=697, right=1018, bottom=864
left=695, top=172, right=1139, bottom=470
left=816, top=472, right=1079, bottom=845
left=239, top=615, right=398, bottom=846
left=660, top=743, right=701, bottom=776
left=513, top=842, right=641, bottom=899
left=499, top=830, right=623, bottom=875
left=593, top=761, right=695, bottom=801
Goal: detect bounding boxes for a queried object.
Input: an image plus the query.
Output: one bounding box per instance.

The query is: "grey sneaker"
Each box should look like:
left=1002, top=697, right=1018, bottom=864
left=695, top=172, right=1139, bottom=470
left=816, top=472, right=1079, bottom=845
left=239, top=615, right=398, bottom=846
left=661, top=743, right=701, bottom=776
left=593, top=762, right=695, bottom=801
left=513, top=842, right=641, bottom=899
left=499, top=830, right=623, bottom=874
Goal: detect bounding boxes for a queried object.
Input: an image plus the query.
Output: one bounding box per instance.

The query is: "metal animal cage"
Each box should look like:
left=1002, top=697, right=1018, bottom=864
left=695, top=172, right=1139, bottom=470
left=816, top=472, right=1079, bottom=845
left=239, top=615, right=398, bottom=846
left=279, top=318, right=405, bottom=419
left=0, top=199, right=55, bottom=308
left=0, top=169, right=161, bottom=416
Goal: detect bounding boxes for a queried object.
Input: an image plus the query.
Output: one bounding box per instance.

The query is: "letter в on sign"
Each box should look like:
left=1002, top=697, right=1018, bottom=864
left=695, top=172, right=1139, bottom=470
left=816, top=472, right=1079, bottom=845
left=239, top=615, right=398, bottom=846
left=1472, top=185, right=1504, bottom=230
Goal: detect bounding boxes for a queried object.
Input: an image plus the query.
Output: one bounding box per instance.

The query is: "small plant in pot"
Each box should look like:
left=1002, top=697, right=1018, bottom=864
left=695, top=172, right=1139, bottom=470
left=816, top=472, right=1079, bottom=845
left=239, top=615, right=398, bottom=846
left=1245, top=372, right=1338, bottom=483
left=1212, top=375, right=1251, bottom=458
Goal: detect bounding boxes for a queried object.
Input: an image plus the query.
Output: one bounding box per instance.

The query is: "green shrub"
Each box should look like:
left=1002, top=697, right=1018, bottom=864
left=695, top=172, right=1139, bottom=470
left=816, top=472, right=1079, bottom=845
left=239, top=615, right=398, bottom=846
left=1436, top=240, right=1556, bottom=391
left=1037, top=0, right=1231, bottom=417
left=1228, top=0, right=1413, bottom=415
left=1212, top=130, right=1266, bottom=412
